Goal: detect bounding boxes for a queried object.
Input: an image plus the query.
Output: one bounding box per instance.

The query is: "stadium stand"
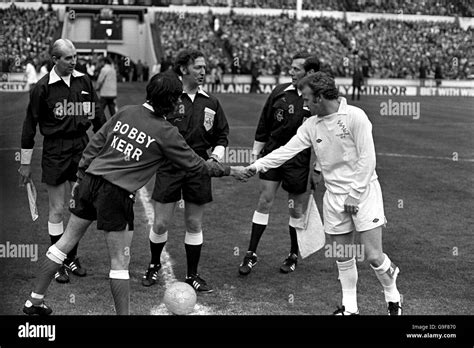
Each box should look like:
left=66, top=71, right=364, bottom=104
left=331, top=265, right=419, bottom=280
left=1, top=2, right=472, bottom=81
left=0, top=3, right=61, bottom=73
left=153, top=0, right=473, bottom=17
left=155, top=11, right=473, bottom=79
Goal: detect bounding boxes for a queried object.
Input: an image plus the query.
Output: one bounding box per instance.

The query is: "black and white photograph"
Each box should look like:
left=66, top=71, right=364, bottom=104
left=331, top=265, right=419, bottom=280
left=0, top=0, right=473, bottom=346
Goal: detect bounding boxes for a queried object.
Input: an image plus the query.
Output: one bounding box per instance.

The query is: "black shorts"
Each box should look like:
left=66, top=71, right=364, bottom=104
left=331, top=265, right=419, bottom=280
left=152, top=169, right=212, bottom=205
left=69, top=173, right=134, bottom=232
left=259, top=162, right=310, bottom=194
left=41, top=135, right=88, bottom=186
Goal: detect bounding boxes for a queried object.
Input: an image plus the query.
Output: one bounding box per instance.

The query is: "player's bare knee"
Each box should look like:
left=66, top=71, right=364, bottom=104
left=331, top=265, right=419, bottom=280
left=257, top=195, right=273, bottom=212
left=365, top=251, right=384, bottom=266
left=153, top=220, right=169, bottom=235
left=185, top=218, right=202, bottom=234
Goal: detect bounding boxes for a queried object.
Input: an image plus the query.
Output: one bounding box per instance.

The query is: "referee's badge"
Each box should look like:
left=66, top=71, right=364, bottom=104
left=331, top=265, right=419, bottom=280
left=203, top=107, right=215, bottom=131
left=275, top=109, right=284, bottom=122
left=82, top=102, right=91, bottom=115
left=53, top=103, right=65, bottom=120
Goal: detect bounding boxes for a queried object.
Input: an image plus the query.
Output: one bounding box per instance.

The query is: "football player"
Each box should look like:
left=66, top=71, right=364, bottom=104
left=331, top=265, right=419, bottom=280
left=244, top=72, right=402, bottom=315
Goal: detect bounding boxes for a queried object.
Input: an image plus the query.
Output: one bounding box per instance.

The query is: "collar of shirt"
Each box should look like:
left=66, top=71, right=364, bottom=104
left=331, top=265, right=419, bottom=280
left=142, top=102, right=167, bottom=120
left=183, top=86, right=209, bottom=98
left=142, top=102, right=154, bottom=112
left=316, top=97, right=349, bottom=123
left=283, top=84, right=302, bottom=96
left=48, top=67, right=85, bottom=85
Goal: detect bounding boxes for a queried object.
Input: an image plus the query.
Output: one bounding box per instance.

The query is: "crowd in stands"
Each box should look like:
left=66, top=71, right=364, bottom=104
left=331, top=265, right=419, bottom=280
left=0, top=4, right=60, bottom=74
left=1, top=3, right=471, bottom=82
left=156, top=11, right=473, bottom=80
left=174, top=0, right=473, bottom=17
left=300, top=0, right=473, bottom=17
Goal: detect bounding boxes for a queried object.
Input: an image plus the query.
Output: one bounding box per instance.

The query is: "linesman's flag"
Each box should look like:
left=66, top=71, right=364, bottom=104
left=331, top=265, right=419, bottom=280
left=295, top=192, right=325, bottom=259
left=26, top=180, right=39, bottom=221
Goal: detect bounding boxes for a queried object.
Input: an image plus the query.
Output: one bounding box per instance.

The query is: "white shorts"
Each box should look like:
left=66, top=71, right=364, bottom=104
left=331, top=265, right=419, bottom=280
left=323, top=180, right=386, bottom=235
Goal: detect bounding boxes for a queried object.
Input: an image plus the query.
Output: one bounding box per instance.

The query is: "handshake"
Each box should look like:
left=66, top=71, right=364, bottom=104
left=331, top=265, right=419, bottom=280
left=230, top=165, right=257, bottom=182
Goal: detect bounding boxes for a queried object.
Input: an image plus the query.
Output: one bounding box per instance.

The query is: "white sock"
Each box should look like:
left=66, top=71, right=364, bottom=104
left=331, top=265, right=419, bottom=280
left=149, top=228, right=168, bottom=244
left=336, top=258, right=358, bottom=313
left=371, top=253, right=401, bottom=303
left=184, top=231, right=203, bottom=245
left=252, top=211, right=269, bottom=225
left=48, top=221, right=63, bottom=236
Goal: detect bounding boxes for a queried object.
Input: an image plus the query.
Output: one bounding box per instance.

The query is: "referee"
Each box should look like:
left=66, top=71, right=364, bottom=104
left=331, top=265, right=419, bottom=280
left=238, top=53, right=320, bottom=276
left=142, top=49, right=229, bottom=293
left=19, top=39, right=106, bottom=284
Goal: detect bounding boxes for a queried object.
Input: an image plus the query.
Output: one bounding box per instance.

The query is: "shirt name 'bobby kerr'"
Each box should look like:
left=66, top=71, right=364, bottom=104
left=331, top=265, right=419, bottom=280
left=111, top=121, right=156, bottom=161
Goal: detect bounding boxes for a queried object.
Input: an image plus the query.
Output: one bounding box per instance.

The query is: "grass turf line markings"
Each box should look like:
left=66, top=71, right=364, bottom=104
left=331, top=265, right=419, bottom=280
left=137, top=186, right=214, bottom=315
left=377, top=152, right=474, bottom=162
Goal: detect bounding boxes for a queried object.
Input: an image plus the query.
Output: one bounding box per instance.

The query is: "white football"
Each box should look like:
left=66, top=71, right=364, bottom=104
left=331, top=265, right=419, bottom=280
left=163, top=281, right=197, bottom=315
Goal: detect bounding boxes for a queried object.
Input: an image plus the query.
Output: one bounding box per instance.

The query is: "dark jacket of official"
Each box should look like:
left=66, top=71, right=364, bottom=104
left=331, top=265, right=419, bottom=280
left=165, top=87, right=229, bottom=162
left=255, top=82, right=312, bottom=167
left=21, top=69, right=105, bottom=149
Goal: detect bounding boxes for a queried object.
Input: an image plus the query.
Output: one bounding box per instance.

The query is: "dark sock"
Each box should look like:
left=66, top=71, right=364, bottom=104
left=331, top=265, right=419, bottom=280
left=67, top=243, right=79, bottom=261
left=33, top=256, right=62, bottom=296
left=110, top=279, right=130, bottom=315
left=248, top=223, right=267, bottom=253
left=50, top=234, right=62, bottom=245
left=289, top=226, right=299, bottom=256
left=185, top=243, right=202, bottom=277
left=150, top=241, right=166, bottom=266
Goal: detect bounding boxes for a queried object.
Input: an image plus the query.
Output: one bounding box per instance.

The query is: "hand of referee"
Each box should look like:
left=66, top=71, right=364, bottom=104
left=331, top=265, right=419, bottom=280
left=18, top=164, right=31, bottom=186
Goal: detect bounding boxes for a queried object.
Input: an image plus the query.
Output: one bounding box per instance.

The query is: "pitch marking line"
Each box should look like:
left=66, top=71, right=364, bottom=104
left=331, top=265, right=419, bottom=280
left=137, top=186, right=214, bottom=315
left=377, top=152, right=474, bottom=162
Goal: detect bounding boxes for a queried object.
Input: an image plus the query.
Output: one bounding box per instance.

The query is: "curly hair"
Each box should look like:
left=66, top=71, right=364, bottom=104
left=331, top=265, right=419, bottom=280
left=146, top=72, right=183, bottom=116
left=298, top=71, right=339, bottom=100
left=172, top=49, right=205, bottom=76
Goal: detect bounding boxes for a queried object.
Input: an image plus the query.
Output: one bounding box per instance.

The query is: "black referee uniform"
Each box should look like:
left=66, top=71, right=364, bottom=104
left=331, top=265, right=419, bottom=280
left=21, top=69, right=106, bottom=185
left=152, top=87, right=229, bottom=205
left=255, top=82, right=312, bottom=194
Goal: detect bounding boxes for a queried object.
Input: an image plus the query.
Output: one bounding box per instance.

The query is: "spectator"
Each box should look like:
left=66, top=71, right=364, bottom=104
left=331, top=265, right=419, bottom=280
left=434, top=61, right=443, bottom=87
left=24, top=57, right=37, bottom=89
left=96, top=56, right=118, bottom=119
left=352, top=65, right=364, bottom=101
left=136, top=59, right=144, bottom=82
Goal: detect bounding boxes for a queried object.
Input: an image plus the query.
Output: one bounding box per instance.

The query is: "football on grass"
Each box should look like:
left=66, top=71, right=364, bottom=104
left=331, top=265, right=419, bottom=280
left=163, top=282, right=197, bottom=315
